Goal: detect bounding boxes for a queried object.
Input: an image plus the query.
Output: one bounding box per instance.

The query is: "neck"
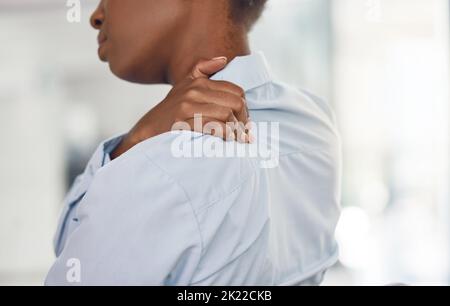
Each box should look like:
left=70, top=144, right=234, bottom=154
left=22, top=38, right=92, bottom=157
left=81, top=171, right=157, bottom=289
left=166, top=9, right=251, bottom=85
left=167, top=34, right=250, bottom=85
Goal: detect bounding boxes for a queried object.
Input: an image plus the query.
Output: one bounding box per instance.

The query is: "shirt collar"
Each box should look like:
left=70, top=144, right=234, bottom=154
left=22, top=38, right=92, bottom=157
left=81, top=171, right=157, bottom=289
left=210, top=51, right=272, bottom=92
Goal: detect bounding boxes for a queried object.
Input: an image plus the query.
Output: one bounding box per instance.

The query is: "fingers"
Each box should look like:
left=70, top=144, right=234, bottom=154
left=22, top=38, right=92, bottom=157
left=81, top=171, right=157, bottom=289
left=178, top=102, right=237, bottom=123
left=185, top=79, right=249, bottom=123
left=188, top=78, right=245, bottom=99
left=185, top=117, right=236, bottom=141
left=189, top=58, right=244, bottom=98
left=190, top=57, right=228, bottom=79
left=189, top=59, right=243, bottom=98
left=177, top=102, right=250, bottom=143
left=200, top=79, right=246, bottom=98
left=184, top=57, right=250, bottom=143
left=182, top=87, right=247, bottom=123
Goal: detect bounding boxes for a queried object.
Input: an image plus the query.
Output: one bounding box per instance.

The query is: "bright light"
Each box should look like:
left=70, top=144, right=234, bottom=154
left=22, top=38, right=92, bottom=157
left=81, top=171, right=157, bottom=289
left=335, top=206, right=371, bottom=269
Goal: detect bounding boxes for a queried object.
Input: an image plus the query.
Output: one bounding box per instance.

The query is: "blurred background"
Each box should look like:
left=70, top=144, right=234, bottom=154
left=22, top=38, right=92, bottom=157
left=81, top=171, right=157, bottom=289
left=0, top=0, right=449, bottom=285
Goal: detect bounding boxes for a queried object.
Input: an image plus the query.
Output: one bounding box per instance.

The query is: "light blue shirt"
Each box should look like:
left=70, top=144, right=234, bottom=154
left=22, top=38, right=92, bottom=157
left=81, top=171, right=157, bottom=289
left=45, top=52, right=342, bottom=286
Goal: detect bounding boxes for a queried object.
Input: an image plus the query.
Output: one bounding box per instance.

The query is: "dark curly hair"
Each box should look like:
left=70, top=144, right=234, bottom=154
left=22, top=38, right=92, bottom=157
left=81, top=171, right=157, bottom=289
left=229, top=0, right=268, bottom=30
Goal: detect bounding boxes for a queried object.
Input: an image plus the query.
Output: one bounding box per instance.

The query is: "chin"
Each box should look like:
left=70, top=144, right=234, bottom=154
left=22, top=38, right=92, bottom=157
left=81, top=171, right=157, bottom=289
left=108, top=59, right=165, bottom=84
left=108, top=60, right=133, bottom=82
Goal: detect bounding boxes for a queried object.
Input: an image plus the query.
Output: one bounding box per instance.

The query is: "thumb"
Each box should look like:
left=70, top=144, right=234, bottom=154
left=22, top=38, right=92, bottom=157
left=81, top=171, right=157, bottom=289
left=190, top=57, right=227, bottom=79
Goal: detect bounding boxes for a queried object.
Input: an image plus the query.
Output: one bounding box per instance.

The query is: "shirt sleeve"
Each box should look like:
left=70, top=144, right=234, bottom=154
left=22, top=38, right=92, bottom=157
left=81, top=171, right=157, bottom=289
left=53, top=135, right=125, bottom=256
left=45, top=145, right=202, bottom=286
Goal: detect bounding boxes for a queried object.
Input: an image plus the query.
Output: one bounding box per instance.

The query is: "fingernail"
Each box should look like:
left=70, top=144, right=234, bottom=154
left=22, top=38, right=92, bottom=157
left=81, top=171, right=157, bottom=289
left=248, top=132, right=256, bottom=144
left=212, top=56, right=227, bottom=62
left=240, top=132, right=248, bottom=143
left=228, top=130, right=236, bottom=141
left=245, top=133, right=251, bottom=144
left=245, top=118, right=253, bottom=128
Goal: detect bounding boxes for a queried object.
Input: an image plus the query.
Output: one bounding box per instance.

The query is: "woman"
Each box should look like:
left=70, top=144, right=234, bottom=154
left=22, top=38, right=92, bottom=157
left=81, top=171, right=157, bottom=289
left=46, top=0, right=341, bottom=286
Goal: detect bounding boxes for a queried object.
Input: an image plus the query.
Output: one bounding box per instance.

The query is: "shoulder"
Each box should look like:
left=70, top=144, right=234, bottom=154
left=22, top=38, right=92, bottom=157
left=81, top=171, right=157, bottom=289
left=80, top=140, right=196, bottom=218
left=253, top=81, right=341, bottom=155
left=271, top=81, right=338, bottom=131
left=127, top=131, right=260, bottom=211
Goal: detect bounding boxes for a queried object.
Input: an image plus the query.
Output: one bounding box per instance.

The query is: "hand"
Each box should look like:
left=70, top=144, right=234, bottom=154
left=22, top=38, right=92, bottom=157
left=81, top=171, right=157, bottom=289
left=111, top=57, right=251, bottom=160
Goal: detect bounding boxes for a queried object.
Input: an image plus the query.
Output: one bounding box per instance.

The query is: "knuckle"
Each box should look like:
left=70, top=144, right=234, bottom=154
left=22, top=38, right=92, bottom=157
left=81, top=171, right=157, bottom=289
left=185, top=88, right=200, bottom=100
left=192, top=77, right=206, bottom=87
left=227, top=109, right=234, bottom=119
left=236, top=97, right=246, bottom=111
left=178, top=101, right=191, bottom=114
left=225, top=81, right=245, bottom=97
left=227, top=83, right=245, bottom=97
left=218, top=110, right=228, bottom=122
